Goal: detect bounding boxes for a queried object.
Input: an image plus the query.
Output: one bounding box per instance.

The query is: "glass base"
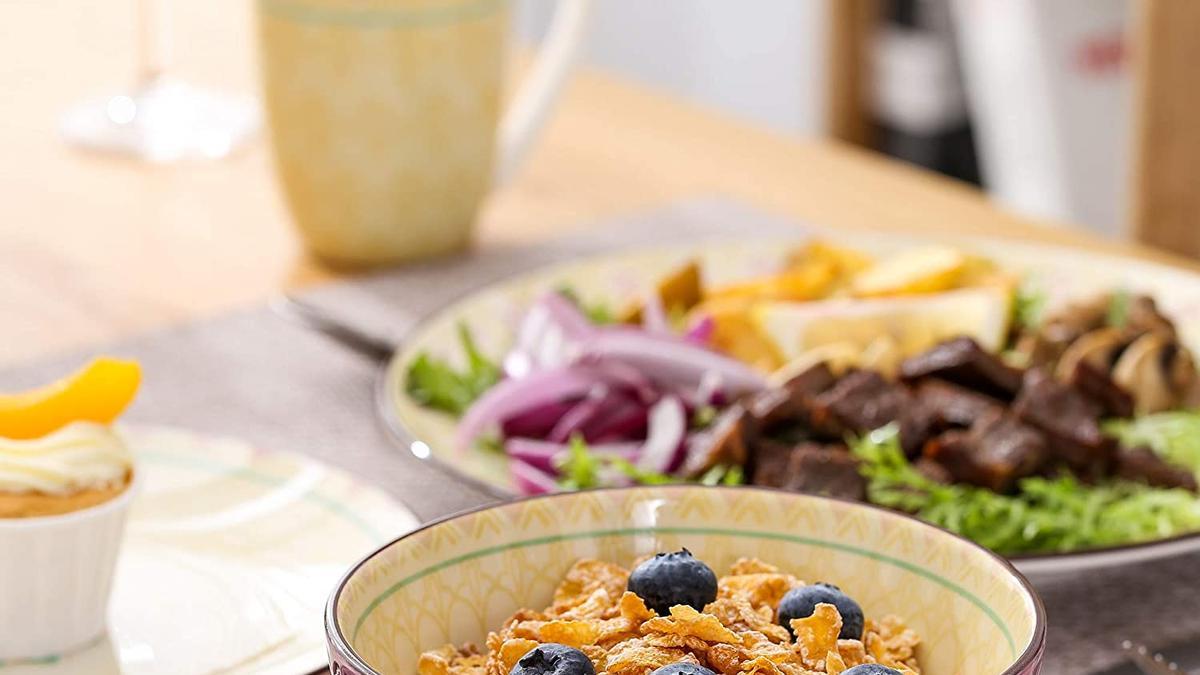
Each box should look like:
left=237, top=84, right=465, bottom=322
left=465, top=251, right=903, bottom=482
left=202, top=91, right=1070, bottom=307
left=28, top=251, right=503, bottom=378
left=60, top=78, right=260, bottom=162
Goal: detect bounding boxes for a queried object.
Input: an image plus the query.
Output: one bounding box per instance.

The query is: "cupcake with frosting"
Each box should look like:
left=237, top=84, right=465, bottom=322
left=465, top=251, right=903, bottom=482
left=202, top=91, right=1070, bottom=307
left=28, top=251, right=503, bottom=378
left=0, top=422, right=134, bottom=518
left=0, top=357, right=141, bottom=661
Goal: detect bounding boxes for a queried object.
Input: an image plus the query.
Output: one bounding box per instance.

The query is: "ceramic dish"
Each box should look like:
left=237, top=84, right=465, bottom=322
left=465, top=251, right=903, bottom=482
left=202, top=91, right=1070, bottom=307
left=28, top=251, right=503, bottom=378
left=379, top=234, right=1200, bottom=579
left=327, top=485, right=1046, bottom=674
left=0, top=426, right=417, bottom=675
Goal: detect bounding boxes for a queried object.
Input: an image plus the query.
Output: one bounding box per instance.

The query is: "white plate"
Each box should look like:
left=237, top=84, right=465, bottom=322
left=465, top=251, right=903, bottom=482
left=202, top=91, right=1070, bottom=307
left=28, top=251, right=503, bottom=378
left=1, top=426, right=417, bottom=675
left=381, top=232, right=1200, bottom=580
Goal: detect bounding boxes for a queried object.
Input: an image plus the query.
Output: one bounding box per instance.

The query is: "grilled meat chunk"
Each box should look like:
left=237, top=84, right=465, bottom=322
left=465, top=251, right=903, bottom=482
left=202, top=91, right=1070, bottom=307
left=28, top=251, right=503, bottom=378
left=914, top=457, right=953, bottom=484
left=1067, top=361, right=1135, bottom=419
left=898, top=399, right=939, bottom=459
left=922, top=412, right=1046, bottom=493
left=810, top=370, right=905, bottom=435
left=683, top=404, right=749, bottom=477
left=744, top=362, right=837, bottom=434
left=751, top=441, right=865, bottom=500
left=1114, top=445, right=1198, bottom=491
left=1012, top=368, right=1113, bottom=473
left=748, top=438, right=796, bottom=488
left=970, top=411, right=1047, bottom=489
left=809, top=370, right=932, bottom=457
left=745, top=387, right=804, bottom=430
left=782, top=444, right=866, bottom=500
left=900, top=337, right=1023, bottom=400
left=913, top=379, right=1004, bottom=428
left=783, top=361, right=837, bottom=399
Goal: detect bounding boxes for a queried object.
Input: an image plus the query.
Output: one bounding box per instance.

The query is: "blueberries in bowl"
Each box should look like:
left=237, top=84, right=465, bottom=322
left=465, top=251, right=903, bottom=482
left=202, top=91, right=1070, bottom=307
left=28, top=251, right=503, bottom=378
left=510, top=643, right=594, bottom=675
left=777, top=582, right=864, bottom=640
left=627, top=549, right=718, bottom=616
left=842, top=666, right=902, bottom=675
left=647, top=664, right=717, bottom=675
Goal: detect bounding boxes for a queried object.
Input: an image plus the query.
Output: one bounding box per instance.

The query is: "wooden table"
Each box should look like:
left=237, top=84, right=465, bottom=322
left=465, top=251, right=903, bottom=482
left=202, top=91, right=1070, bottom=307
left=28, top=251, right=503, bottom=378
left=2, top=0, right=1193, bottom=369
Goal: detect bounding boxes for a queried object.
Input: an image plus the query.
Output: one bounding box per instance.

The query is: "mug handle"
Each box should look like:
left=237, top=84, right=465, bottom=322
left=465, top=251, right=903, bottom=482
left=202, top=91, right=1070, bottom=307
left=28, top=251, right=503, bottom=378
left=494, top=0, right=592, bottom=185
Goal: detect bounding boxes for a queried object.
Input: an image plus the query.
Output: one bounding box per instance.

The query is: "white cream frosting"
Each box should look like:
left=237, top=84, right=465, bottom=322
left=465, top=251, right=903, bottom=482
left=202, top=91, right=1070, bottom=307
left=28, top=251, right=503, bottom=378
left=0, top=422, right=133, bottom=495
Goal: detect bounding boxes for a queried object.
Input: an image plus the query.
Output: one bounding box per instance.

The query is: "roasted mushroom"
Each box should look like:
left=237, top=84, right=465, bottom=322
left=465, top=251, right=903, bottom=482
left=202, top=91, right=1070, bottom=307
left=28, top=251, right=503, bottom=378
left=1112, top=333, right=1199, bottom=414
left=1015, top=294, right=1111, bottom=366
left=1053, top=327, right=1130, bottom=381
left=1124, top=295, right=1177, bottom=338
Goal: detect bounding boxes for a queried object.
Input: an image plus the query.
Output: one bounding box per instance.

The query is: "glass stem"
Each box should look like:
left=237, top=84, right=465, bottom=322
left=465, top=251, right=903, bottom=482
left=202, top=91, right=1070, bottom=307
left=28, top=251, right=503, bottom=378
left=136, top=0, right=170, bottom=88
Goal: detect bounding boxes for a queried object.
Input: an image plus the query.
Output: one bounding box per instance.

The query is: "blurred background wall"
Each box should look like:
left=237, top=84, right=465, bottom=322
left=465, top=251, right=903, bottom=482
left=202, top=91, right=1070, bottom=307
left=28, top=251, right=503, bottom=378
left=517, top=0, right=1134, bottom=238
left=515, top=0, right=830, bottom=136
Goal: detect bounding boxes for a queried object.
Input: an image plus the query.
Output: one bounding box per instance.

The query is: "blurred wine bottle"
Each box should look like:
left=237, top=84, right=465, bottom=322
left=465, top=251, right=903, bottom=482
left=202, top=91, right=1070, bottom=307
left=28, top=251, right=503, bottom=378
left=869, top=0, right=980, bottom=185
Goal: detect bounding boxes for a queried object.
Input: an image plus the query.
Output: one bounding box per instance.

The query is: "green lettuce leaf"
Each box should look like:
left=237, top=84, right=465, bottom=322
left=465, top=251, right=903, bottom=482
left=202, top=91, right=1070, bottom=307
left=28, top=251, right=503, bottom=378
left=1106, top=411, right=1200, bottom=473
left=404, top=323, right=501, bottom=415
left=851, top=425, right=1200, bottom=554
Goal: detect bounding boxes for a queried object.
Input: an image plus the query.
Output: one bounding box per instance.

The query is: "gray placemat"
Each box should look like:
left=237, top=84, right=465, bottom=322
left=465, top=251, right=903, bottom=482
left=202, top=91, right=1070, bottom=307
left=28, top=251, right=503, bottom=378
left=2, top=198, right=1194, bottom=674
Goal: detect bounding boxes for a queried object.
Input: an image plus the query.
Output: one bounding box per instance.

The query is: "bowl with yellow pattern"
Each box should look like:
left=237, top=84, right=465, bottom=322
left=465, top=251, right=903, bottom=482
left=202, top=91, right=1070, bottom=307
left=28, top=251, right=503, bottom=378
left=326, top=486, right=1046, bottom=675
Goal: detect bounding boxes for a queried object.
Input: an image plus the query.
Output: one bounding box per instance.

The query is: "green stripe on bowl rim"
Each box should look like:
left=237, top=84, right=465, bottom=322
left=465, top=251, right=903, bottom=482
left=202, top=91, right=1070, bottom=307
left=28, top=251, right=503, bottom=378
left=350, top=525, right=1019, bottom=658
left=139, top=450, right=390, bottom=544
left=258, top=0, right=503, bottom=28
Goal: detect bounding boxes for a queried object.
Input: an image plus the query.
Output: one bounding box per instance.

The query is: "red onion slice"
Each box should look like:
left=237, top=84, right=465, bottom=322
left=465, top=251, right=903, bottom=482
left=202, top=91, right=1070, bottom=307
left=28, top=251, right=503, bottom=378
left=507, top=292, right=597, bottom=378
left=509, top=457, right=560, bottom=495
left=637, top=396, right=686, bottom=473
left=505, top=438, right=567, bottom=473
left=541, top=291, right=597, bottom=337
left=684, top=315, right=715, bottom=345
left=641, top=291, right=671, bottom=334
left=580, top=358, right=658, bottom=403
left=577, top=329, right=766, bottom=395
left=548, top=385, right=611, bottom=443
left=506, top=437, right=640, bottom=473
left=457, top=368, right=599, bottom=450
left=502, top=399, right=579, bottom=438
left=582, top=398, right=650, bottom=442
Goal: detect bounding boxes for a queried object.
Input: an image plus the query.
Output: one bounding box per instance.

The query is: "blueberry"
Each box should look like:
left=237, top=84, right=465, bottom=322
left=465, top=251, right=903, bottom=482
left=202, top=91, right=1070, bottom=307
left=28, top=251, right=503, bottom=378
left=627, top=549, right=718, bottom=616
left=777, top=583, right=864, bottom=640
left=842, top=666, right=901, bottom=675
left=647, top=664, right=717, bottom=675
left=510, top=643, right=594, bottom=675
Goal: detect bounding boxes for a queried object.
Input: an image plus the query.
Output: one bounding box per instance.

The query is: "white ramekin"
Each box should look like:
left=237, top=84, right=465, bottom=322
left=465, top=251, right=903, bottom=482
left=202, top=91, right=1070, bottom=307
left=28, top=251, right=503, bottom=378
left=0, top=472, right=138, bottom=661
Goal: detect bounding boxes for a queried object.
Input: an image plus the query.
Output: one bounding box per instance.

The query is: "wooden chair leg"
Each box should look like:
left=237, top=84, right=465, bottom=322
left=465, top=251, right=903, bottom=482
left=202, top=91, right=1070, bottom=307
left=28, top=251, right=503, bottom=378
left=1129, top=0, right=1200, bottom=257
left=826, top=0, right=879, bottom=147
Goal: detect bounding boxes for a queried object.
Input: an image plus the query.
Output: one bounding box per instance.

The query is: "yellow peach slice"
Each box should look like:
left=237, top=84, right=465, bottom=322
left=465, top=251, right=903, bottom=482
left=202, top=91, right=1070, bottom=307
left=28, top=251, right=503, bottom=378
left=0, top=357, right=141, bottom=439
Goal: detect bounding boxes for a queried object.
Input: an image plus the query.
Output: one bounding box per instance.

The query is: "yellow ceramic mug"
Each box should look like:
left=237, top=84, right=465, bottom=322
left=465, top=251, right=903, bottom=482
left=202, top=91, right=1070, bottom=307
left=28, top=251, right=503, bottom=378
left=258, top=0, right=590, bottom=267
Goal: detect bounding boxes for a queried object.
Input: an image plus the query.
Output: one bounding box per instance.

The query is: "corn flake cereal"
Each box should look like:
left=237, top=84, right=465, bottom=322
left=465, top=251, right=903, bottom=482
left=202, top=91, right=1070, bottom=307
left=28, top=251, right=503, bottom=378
left=419, top=558, right=921, bottom=675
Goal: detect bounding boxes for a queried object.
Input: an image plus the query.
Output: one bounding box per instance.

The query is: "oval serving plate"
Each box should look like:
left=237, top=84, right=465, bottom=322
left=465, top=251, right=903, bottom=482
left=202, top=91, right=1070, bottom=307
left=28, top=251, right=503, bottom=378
left=379, top=232, right=1200, bottom=578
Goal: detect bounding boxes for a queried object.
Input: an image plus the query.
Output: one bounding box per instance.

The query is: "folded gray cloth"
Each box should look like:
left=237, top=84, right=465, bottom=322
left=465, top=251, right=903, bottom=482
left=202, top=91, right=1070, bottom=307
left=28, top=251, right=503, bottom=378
left=2, top=198, right=1193, bottom=674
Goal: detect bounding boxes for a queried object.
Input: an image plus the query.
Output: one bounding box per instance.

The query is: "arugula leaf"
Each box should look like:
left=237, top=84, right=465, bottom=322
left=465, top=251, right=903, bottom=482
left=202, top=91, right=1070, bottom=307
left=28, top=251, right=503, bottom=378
left=1107, top=289, right=1132, bottom=328
left=1011, top=280, right=1047, bottom=331
left=585, top=302, right=616, bottom=326
left=556, top=285, right=616, bottom=325
left=721, top=465, right=745, bottom=486
left=699, top=464, right=744, bottom=486
left=556, top=435, right=602, bottom=490
left=475, top=434, right=505, bottom=455
left=851, top=425, right=1200, bottom=554
left=609, top=456, right=679, bottom=485
left=692, top=405, right=718, bottom=429
left=458, top=323, right=501, bottom=394
left=554, top=436, right=745, bottom=489
left=555, top=435, right=679, bottom=489
left=404, top=323, right=501, bottom=415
